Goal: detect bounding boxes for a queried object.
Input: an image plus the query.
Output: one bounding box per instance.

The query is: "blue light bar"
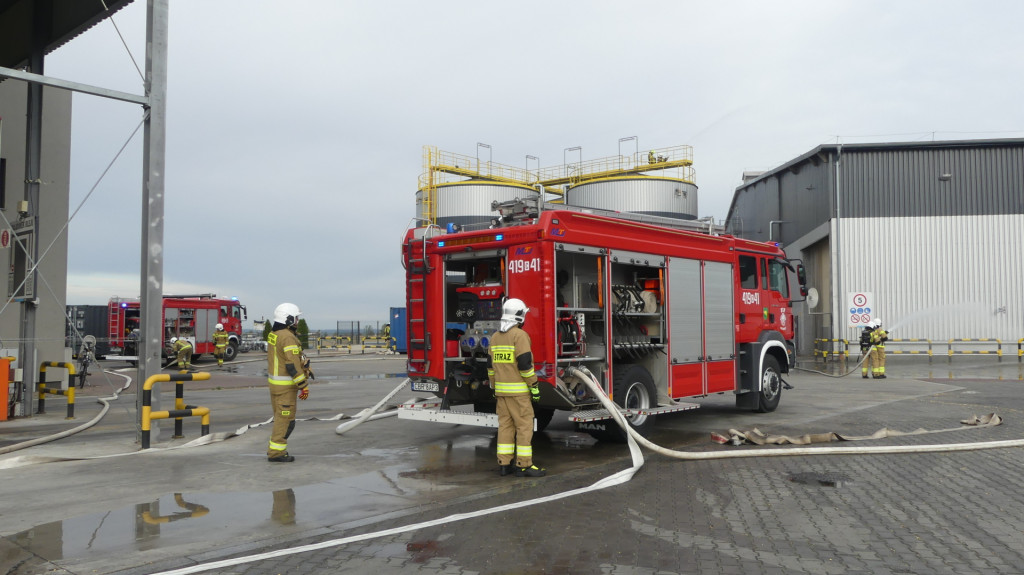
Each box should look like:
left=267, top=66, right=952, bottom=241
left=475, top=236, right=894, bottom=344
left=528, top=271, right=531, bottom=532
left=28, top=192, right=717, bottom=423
left=438, top=241, right=446, bottom=247
left=495, top=234, right=503, bottom=241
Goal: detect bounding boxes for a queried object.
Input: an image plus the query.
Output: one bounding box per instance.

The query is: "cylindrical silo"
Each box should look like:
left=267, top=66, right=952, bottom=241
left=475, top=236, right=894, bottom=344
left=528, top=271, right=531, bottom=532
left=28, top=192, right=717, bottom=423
left=418, top=180, right=539, bottom=229
left=565, top=176, right=698, bottom=220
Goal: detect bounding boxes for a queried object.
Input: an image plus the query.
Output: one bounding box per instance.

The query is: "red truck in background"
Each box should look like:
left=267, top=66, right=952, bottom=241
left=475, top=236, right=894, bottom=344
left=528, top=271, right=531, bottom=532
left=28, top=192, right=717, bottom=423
left=398, top=198, right=807, bottom=440
left=107, top=294, right=247, bottom=362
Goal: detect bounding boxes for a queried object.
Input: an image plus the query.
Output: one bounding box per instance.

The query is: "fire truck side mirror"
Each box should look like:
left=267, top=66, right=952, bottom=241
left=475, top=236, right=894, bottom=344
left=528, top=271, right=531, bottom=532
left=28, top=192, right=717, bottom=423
left=796, top=264, right=808, bottom=296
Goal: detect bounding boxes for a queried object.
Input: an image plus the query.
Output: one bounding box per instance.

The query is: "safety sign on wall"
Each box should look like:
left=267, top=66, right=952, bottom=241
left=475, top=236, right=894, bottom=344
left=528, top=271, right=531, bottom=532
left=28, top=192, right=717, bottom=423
left=847, top=292, right=874, bottom=328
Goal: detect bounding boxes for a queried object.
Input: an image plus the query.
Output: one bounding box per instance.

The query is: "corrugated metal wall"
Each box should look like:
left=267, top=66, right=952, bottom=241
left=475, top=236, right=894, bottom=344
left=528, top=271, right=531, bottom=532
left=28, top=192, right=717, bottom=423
left=726, top=139, right=1024, bottom=357
left=841, top=146, right=1024, bottom=218
left=837, top=215, right=1024, bottom=344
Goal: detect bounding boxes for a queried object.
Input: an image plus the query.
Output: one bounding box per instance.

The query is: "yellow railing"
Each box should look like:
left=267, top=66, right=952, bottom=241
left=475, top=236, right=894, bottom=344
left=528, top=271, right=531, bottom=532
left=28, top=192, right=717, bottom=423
left=417, top=143, right=696, bottom=225
left=37, top=362, right=78, bottom=419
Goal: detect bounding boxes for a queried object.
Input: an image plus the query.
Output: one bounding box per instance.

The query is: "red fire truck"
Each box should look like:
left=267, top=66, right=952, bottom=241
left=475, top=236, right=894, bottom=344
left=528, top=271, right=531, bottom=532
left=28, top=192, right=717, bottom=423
left=107, top=294, right=247, bottom=362
left=398, top=198, right=806, bottom=440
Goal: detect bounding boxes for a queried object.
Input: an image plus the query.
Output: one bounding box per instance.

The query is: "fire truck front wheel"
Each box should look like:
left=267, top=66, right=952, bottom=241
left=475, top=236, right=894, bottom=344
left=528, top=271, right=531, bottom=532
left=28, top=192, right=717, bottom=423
left=756, top=355, right=783, bottom=413
left=224, top=341, right=239, bottom=362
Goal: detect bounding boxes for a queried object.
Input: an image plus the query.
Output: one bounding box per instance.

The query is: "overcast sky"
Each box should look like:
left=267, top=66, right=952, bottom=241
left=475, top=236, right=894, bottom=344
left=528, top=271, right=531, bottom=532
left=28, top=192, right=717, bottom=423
left=47, top=0, right=1024, bottom=330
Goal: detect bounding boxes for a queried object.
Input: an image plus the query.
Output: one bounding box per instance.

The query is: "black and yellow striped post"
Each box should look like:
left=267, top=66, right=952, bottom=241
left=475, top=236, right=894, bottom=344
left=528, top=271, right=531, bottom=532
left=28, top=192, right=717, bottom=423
left=37, top=362, right=78, bottom=419
left=141, top=372, right=211, bottom=449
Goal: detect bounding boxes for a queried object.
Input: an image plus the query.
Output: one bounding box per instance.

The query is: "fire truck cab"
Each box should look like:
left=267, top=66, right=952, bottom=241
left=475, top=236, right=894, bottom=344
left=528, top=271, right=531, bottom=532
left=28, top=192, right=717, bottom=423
left=107, top=294, right=247, bottom=362
left=400, top=198, right=806, bottom=440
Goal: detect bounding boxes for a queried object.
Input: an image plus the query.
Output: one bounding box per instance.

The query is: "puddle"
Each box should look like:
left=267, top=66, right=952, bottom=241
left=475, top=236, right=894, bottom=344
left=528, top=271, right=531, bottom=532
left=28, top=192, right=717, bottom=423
left=7, top=440, right=493, bottom=562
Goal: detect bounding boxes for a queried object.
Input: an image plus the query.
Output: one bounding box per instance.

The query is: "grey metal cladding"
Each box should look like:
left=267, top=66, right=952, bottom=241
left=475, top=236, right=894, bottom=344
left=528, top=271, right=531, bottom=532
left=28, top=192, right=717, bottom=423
left=668, top=257, right=702, bottom=363
left=841, top=145, right=1024, bottom=218
left=703, top=261, right=734, bottom=360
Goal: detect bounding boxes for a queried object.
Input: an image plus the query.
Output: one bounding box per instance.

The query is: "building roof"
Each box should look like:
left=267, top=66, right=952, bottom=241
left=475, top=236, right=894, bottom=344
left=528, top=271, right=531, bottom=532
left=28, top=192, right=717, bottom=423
left=738, top=137, right=1024, bottom=190
left=0, top=0, right=135, bottom=69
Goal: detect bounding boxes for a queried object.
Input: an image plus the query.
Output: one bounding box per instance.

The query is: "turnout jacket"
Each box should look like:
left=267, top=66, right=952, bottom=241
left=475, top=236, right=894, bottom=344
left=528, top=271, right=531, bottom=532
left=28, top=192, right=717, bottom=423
left=487, top=326, right=537, bottom=396
left=267, top=328, right=308, bottom=388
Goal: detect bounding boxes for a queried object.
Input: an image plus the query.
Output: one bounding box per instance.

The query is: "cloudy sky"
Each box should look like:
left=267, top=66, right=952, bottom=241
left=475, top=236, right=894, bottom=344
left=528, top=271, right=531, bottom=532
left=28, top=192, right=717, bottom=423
left=48, top=0, right=1024, bottom=330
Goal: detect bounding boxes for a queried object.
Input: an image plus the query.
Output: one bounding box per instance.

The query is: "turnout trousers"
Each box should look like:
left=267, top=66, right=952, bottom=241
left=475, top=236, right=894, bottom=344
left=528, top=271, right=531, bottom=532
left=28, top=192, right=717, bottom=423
left=268, top=384, right=298, bottom=457
left=496, top=394, right=534, bottom=468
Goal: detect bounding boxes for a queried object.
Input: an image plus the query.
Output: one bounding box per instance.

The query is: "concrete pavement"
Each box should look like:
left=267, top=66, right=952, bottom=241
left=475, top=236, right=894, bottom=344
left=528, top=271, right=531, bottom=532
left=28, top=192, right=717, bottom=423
left=3, top=354, right=1024, bottom=574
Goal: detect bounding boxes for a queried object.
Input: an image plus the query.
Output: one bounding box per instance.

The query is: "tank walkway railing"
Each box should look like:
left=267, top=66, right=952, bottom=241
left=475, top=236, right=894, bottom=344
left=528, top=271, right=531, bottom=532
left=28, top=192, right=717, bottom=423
left=815, top=338, right=1016, bottom=364
left=37, top=362, right=77, bottom=419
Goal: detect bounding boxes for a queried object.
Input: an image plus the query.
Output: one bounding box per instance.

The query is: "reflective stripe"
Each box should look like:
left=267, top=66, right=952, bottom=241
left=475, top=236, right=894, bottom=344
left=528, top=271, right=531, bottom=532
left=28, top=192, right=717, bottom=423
left=269, top=441, right=287, bottom=450
left=269, top=375, right=294, bottom=385
left=517, top=445, right=532, bottom=457
left=283, top=345, right=301, bottom=354
left=519, top=368, right=535, bottom=378
left=496, top=443, right=515, bottom=455
left=495, top=381, right=529, bottom=394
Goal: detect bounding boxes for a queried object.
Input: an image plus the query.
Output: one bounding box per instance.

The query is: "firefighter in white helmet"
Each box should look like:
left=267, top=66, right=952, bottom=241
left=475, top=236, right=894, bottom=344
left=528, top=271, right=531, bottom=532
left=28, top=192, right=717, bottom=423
left=487, top=298, right=546, bottom=477
left=869, top=318, right=888, bottom=379
left=170, top=336, right=193, bottom=371
left=266, top=303, right=310, bottom=463
left=213, top=322, right=230, bottom=367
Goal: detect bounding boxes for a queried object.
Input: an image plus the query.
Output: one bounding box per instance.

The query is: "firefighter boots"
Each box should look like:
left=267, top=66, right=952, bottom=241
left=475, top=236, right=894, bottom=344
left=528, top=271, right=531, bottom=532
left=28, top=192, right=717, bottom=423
left=268, top=453, right=295, bottom=463
left=499, top=464, right=514, bottom=476
left=515, top=465, right=546, bottom=477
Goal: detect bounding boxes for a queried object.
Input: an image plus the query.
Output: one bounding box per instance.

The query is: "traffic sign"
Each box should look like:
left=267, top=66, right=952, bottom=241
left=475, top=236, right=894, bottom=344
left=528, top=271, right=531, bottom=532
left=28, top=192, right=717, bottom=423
left=847, top=292, right=875, bottom=328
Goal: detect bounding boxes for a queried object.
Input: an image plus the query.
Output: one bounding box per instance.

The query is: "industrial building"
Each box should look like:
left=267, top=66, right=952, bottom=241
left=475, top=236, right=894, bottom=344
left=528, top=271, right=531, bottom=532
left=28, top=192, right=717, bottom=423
left=725, top=138, right=1024, bottom=359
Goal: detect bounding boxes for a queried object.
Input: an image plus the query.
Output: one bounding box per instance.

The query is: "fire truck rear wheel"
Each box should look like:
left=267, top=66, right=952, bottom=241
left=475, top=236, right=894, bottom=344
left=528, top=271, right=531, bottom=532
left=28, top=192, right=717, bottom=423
left=756, top=355, right=782, bottom=413
left=224, top=341, right=239, bottom=362
left=586, top=364, right=657, bottom=442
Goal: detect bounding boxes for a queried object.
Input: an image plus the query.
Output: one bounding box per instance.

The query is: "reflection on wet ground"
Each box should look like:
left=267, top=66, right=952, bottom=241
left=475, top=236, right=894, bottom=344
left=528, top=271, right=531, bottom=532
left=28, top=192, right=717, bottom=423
left=7, top=429, right=609, bottom=563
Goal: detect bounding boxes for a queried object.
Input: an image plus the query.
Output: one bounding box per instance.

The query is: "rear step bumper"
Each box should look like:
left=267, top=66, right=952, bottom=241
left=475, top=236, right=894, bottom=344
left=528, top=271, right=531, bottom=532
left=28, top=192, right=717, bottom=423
left=396, top=399, right=700, bottom=428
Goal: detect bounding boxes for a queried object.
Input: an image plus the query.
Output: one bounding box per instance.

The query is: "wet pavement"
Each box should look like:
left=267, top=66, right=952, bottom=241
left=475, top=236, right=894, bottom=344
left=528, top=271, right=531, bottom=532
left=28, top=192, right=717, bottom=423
left=2, top=353, right=1024, bottom=574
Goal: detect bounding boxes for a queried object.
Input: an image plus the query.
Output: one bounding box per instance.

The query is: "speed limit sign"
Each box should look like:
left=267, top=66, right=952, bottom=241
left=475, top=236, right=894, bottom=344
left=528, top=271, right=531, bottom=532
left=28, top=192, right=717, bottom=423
left=847, top=292, right=874, bottom=328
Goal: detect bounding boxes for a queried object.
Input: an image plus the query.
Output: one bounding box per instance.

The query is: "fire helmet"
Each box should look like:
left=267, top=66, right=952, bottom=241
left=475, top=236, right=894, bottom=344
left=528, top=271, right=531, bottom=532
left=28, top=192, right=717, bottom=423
left=215, top=323, right=224, bottom=331
left=274, top=303, right=302, bottom=326
left=873, top=318, right=883, bottom=328
left=499, top=298, right=529, bottom=332
left=170, top=337, right=178, bottom=344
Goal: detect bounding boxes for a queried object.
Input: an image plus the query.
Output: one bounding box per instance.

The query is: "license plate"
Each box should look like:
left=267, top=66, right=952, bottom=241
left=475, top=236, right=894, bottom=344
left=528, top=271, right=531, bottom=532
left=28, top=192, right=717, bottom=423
left=411, top=381, right=440, bottom=392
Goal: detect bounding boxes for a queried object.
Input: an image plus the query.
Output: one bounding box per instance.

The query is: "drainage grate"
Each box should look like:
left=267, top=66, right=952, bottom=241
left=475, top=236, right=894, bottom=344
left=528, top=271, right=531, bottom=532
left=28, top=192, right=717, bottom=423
left=788, top=471, right=852, bottom=488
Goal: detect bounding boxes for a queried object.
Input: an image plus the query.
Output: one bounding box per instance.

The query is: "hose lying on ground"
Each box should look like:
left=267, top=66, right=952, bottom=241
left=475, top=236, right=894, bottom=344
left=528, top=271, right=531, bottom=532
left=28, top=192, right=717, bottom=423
left=0, top=370, right=133, bottom=456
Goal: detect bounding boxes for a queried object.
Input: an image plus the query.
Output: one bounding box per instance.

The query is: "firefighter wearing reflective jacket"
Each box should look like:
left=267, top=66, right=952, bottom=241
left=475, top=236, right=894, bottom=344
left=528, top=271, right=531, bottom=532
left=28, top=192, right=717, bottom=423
left=170, top=337, right=192, bottom=371
left=213, top=323, right=230, bottom=366
left=859, top=325, right=873, bottom=379
left=869, top=319, right=888, bottom=379
left=487, top=298, right=546, bottom=478
left=266, top=303, right=309, bottom=463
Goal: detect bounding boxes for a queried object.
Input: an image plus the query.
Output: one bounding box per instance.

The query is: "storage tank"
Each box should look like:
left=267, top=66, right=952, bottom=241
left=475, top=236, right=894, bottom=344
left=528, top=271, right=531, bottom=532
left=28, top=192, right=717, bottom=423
left=565, top=176, right=698, bottom=220
left=417, top=180, right=539, bottom=229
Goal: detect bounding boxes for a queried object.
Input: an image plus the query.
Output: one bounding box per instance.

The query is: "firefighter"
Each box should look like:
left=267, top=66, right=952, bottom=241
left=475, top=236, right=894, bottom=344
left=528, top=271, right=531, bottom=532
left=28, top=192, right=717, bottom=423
left=870, top=319, right=889, bottom=379
left=213, top=323, right=230, bottom=367
left=859, top=324, right=874, bottom=379
left=266, top=302, right=310, bottom=463
left=170, top=337, right=193, bottom=371
left=487, top=298, right=546, bottom=478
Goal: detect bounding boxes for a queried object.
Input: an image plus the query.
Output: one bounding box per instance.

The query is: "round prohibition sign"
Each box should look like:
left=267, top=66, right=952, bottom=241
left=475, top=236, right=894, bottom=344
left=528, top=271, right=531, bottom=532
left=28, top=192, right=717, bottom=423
left=852, top=293, right=868, bottom=307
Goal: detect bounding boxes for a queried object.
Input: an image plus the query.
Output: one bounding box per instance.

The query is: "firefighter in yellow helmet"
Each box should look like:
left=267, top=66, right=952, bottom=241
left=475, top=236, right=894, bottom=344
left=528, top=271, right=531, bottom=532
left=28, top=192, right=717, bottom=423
left=170, top=337, right=193, bottom=371
left=212, top=323, right=230, bottom=367
left=266, top=303, right=310, bottom=463
left=487, top=298, right=545, bottom=477
left=869, top=319, right=888, bottom=379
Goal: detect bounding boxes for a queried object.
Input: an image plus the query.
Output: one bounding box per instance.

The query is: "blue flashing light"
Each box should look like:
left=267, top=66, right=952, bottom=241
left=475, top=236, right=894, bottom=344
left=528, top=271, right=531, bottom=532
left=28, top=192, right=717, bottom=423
left=495, top=234, right=503, bottom=241
left=480, top=336, right=490, bottom=348
left=121, top=302, right=128, bottom=308
left=466, top=337, right=477, bottom=348
left=438, top=240, right=446, bottom=247
left=231, top=296, right=238, bottom=301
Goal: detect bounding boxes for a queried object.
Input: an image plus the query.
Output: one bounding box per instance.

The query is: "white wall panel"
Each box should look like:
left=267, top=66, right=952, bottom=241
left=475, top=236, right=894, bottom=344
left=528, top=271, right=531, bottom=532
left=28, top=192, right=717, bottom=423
left=835, top=215, right=1024, bottom=346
